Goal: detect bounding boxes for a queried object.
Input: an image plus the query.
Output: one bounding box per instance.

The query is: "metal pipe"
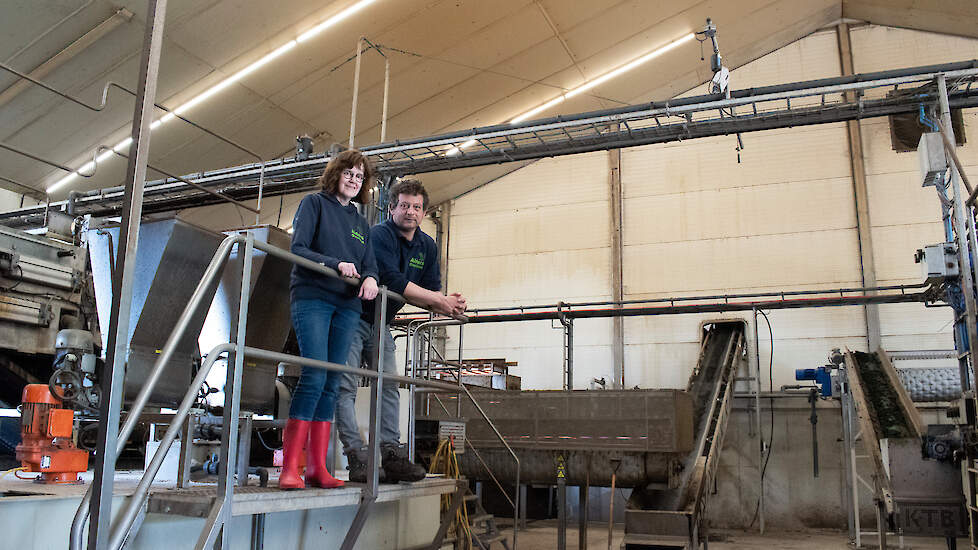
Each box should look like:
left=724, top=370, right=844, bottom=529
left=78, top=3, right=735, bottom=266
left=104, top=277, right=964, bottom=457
left=753, top=307, right=764, bottom=534
left=349, top=37, right=363, bottom=148
left=455, top=290, right=929, bottom=324
left=87, top=4, right=167, bottom=548
left=381, top=58, right=390, bottom=142
left=106, top=345, right=234, bottom=550
left=0, top=140, right=94, bottom=176
left=97, top=146, right=258, bottom=214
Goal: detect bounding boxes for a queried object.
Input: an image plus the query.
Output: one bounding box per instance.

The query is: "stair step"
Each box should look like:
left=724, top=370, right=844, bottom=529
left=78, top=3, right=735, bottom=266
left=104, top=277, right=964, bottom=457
left=469, top=513, right=492, bottom=524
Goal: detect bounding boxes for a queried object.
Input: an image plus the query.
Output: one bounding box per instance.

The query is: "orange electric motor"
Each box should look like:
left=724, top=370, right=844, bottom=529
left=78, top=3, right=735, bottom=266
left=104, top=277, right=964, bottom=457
left=15, top=384, right=89, bottom=483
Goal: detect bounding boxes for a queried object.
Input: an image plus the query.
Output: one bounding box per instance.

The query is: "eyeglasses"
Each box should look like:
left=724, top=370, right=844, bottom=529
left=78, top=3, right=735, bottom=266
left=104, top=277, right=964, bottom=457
left=342, top=169, right=364, bottom=182
left=395, top=202, right=424, bottom=212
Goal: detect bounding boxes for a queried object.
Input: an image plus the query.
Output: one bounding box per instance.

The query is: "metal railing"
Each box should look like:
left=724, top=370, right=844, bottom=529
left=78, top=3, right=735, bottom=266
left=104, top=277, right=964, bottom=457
left=69, top=232, right=519, bottom=550
left=408, top=322, right=521, bottom=549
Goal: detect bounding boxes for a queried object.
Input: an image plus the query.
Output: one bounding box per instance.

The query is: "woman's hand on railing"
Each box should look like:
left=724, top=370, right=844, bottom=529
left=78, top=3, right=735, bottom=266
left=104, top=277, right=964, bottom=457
left=359, top=276, right=379, bottom=300
left=337, top=261, right=360, bottom=278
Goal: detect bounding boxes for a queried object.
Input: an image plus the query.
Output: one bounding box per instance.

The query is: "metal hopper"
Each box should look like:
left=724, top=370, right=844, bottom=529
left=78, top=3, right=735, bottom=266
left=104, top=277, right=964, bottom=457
left=87, top=217, right=224, bottom=406
left=198, top=225, right=293, bottom=414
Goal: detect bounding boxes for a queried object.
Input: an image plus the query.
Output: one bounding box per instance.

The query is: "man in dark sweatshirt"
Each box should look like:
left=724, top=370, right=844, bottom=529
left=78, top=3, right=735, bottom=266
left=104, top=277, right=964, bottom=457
left=335, top=178, right=466, bottom=482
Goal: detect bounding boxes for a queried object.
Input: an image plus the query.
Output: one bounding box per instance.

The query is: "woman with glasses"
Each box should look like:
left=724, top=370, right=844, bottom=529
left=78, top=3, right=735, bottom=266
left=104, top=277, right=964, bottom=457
left=282, top=149, right=379, bottom=489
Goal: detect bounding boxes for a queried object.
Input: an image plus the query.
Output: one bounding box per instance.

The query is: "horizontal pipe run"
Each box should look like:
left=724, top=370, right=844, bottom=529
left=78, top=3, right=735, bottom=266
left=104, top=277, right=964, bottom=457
left=459, top=293, right=927, bottom=323
left=463, top=283, right=930, bottom=314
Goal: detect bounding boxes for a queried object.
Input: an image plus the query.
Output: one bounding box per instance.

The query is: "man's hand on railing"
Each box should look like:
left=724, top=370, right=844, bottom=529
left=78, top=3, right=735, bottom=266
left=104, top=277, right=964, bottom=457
left=359, top=276, right=379, bottom=300
left=448, top=292, right=467, bottom=315
left=336, top=261, right=360, bottom=278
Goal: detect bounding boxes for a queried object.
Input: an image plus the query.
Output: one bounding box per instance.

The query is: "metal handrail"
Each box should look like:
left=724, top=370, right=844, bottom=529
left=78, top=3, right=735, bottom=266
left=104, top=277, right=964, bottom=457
left=410, top=320, right=521, bottom=550
left=71, top=232, right=468, bottom=550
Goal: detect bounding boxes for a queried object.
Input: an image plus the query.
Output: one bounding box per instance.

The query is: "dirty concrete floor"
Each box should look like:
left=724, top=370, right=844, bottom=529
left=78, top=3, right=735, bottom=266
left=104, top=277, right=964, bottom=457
left=508, top=521, right=962, bottom=549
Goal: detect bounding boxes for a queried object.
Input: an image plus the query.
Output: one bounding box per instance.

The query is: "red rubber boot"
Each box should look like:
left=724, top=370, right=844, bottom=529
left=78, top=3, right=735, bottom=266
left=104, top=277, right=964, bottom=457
left=279, top=418, right=311, bottom=490
left=305, top=421, right=345, bottom=489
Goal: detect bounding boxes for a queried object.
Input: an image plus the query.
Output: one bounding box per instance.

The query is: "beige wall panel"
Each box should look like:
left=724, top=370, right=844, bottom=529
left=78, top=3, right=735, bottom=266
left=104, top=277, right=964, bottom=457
left=877, top=302, right=955, bottom=338
left=451, top=248, right=610, bottom=305
left=623, top=229, right=862, bottom=296
left=620, top=123, right=851, bottom=200
left=623, top=177, right=856, bottom=246
left=451, top=151, right=607, bottom=215
left=864, top=171, right=946, bottom=228
left=450, top=201, right=610, bottom=259
left=850, top=25, right=978, bottom=73
left=870, top=222, right=946, bottom=282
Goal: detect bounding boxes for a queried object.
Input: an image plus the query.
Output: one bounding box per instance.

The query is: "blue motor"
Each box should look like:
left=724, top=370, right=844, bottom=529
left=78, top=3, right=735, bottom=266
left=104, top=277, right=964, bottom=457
left=795, top=366, right=833, bottom=397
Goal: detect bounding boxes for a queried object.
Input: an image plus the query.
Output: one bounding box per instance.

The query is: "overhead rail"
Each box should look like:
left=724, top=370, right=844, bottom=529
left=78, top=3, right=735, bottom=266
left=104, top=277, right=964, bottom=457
left=0, top=61, right=267, bottom=218
left=3, top=60, right=978, bottom=227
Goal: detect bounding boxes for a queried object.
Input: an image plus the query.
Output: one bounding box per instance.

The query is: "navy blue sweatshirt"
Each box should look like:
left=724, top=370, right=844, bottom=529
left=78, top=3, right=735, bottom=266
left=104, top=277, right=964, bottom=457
left=362, top=220, right=440, bottom=323
left=290, top=191, right=379, bottom=312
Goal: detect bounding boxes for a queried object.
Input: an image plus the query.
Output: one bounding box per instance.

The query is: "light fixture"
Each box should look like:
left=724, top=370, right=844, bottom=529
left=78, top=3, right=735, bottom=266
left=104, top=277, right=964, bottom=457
left=47, top=0, right=378, bottom=194
left=511, top=32, right=695, bottom=123
left=444, top=32, right=694, bottom=157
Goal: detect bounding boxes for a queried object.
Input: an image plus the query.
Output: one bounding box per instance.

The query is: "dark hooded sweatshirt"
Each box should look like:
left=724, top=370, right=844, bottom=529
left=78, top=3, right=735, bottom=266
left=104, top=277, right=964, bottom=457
left=289, top=191, right=379, bottom=312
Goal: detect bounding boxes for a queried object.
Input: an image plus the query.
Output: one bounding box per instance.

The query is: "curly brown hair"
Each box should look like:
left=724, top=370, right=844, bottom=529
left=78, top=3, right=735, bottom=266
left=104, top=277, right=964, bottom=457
left=319, top=149, right=373, bottom=204
left=387, top=178, right=429, bottom=211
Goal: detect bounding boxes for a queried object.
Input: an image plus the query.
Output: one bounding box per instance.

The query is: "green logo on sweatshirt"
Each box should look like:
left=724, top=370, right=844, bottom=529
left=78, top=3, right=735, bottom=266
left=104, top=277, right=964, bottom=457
left=351, top=228, right=365, bottom=244
left=409, top=252, right=425, bottom=270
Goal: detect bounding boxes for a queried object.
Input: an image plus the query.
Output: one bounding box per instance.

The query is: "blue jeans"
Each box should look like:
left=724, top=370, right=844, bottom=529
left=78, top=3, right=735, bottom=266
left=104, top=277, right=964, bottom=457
left=288, top=299, right=360, bottom=422
left=335, top=319, right=400, bottom=455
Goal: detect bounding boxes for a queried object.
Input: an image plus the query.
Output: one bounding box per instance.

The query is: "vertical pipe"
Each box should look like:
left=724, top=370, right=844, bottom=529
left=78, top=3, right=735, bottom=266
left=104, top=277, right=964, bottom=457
left=456, top=325, right=463, bottom=417
left=88, top=2, right=167, bottom=548
left=753, top=307, right=765, bottom=534
left=567, top=320, right=574, bottom=390
left=254, top=166, right=264, bottom=225
left=367, top=290, right=388, bottom=494
left=381, top=58, right=390, bottom=142
left=348, top=37, right=363, bottom=149
left=407, top=322, right=416, bottom=460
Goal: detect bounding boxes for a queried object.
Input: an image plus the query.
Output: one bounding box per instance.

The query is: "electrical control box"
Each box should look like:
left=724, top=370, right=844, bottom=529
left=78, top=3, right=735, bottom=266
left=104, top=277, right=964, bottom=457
left=915, top=242, right=958, bottom=284
left=918, top=132, right=948, bottom=187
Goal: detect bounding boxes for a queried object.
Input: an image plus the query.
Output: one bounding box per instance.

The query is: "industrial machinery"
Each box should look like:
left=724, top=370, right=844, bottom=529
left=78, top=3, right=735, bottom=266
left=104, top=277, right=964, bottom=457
left=15, top=383, right=89, bottom=483
left=795, top=349, right=967, bottom=548
left=426, top=321, right=746, bottom=549
left=0, top=222, right=97, bottom=407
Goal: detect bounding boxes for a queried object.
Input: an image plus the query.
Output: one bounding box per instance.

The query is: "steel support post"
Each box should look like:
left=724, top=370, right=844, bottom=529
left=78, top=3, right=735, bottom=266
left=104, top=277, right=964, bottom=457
left=340, top=288, right=387, bottom=550
left=837, top=22, right=882, bottom=352
left=236, top=412, right=253, bottom=487
left=557, top=475, right=567, bottom=550
left=250, top=514, right=265, bottom=550
left=579, top=484, right=589, bottom=550
left=199, top=233, right=254, bottom=550
left=840, top=377, right=857, bottom=543
left=177, top=412, right=195, bottom=488
left=609, top=146, right=625, bottom=388
left=87, top=2, right=167, bottom=548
